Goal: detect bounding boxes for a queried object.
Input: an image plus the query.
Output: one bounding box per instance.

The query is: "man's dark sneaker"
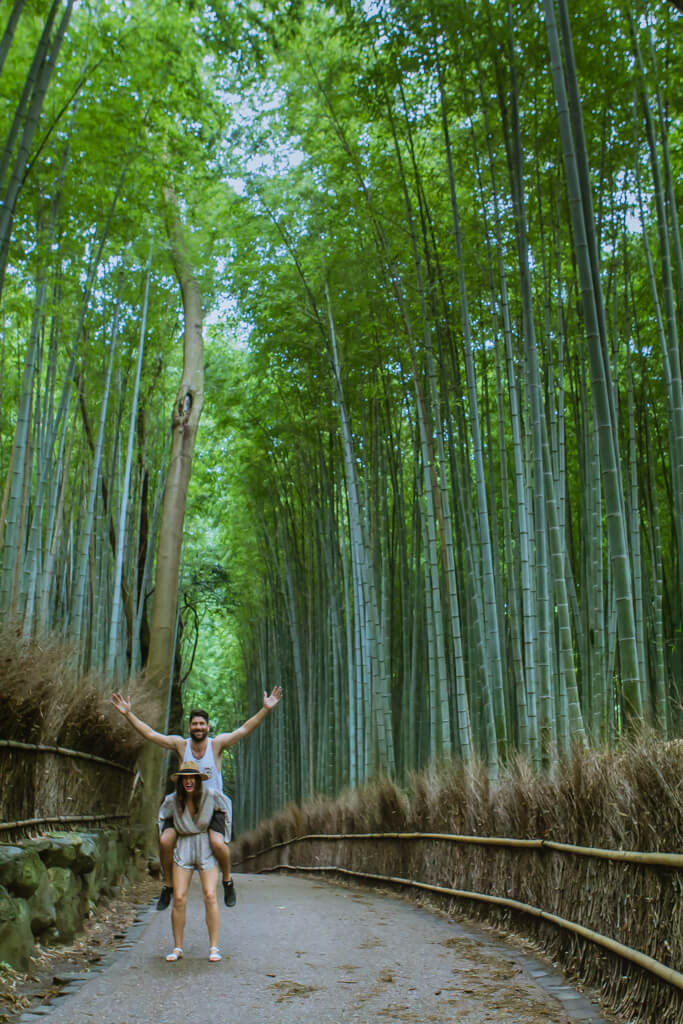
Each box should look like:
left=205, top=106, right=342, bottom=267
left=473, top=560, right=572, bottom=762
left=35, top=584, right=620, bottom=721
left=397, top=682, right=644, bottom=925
left=223, top=879, right=236, bottom=908
left=156, top=885, right=173, bottom=911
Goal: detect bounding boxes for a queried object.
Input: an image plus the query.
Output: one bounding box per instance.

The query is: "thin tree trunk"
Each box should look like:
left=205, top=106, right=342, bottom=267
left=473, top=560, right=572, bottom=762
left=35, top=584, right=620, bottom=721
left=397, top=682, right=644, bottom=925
left=142, top=188, right=205, bottom=837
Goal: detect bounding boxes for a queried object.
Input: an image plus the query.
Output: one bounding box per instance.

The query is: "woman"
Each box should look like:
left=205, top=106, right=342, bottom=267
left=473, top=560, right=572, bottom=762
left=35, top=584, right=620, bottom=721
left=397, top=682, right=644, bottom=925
left=159, top=760, right=230, bottom=963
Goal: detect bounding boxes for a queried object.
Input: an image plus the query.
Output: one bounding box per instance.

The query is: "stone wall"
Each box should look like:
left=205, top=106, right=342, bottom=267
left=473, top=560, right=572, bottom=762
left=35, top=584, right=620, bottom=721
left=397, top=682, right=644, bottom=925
left=0, top=827, right=144, bottom=969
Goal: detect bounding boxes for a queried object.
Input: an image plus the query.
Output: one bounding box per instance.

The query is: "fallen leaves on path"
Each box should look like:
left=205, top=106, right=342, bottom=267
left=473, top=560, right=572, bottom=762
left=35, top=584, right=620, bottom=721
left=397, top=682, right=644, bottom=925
left=269, top=979, right=319, bottom=1002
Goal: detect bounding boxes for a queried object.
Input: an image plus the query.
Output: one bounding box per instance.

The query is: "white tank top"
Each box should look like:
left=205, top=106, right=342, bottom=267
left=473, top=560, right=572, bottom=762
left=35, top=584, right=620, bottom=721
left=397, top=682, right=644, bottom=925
left=184, top=737, right=223, bottom=793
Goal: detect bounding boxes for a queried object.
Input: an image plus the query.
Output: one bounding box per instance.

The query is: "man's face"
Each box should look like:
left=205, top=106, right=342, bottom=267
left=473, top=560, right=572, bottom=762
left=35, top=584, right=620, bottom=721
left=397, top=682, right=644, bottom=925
left=189, top=715, right=209, bottom=741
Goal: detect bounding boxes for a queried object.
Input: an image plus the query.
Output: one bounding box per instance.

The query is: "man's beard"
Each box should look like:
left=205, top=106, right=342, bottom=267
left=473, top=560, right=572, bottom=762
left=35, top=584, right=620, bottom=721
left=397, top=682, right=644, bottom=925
left=190, top=728, right=207, bottom=740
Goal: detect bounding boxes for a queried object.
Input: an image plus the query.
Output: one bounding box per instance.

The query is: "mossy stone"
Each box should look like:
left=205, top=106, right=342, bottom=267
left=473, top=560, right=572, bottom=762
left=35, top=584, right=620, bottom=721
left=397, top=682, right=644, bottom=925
left=122, top=825, right=146, bottom=853
left=0, top=886, right=34, bottom=969
left=47, top=867, right=86, bottom=943
left=36, top=833, right=96, bottom=874
left=38, top=835, right=80, bottom=869
left=71, top=835, right=97, bottom=875
left=0, top=846, right=44, bottom=898
left=102, top=833, right=124, bottom=881
left=27, top=870, right=56, bottom=934
left=17, top=838, right=51, bottom=856
left=80, top=832, right=110, bottom=901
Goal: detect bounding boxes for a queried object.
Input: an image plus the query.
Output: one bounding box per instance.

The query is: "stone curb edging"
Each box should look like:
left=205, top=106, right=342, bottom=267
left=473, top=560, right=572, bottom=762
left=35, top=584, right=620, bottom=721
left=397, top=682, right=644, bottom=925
left=14, top=899, right=157, bottom=1023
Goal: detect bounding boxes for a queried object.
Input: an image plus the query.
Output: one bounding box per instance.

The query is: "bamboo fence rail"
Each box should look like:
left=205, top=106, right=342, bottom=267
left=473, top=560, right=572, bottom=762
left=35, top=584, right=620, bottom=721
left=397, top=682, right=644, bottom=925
left=0, top=813, right=130, bottom=831
left=0, top=739, right=133, bottom=773
left=0, top=740, right=135, bottom=833
left=237, top=829, right=683, bottom=997
left=235, top=830, right=683, bottom=869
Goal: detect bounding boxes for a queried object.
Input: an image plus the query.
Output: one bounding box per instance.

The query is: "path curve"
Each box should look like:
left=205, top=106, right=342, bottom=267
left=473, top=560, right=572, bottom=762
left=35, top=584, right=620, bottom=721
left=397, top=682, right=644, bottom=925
left=23, top=873, right=609, bottom=1024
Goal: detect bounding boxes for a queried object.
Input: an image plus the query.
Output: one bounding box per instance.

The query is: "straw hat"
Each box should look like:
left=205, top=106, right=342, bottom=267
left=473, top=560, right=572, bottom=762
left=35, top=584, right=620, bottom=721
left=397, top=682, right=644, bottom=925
left=171, top=760, right=210, bottom=781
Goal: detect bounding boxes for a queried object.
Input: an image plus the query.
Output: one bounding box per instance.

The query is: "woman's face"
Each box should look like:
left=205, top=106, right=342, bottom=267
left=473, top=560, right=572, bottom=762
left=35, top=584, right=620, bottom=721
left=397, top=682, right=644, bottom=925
left=182, top=776, right=197, bottom=793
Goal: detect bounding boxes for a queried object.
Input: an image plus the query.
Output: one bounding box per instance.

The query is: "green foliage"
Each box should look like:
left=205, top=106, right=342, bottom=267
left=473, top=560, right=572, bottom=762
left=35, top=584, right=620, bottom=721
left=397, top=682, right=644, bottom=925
left=1, top=0, right=681, bottom=818
left=188, top=0, right=683, bottom=823
left=0, top=0, right=246, bottom=680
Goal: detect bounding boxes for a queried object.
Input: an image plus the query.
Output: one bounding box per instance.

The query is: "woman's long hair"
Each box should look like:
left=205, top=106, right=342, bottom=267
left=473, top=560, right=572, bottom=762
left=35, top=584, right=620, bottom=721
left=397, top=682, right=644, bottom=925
left=175, top=773, right=203, bottom=812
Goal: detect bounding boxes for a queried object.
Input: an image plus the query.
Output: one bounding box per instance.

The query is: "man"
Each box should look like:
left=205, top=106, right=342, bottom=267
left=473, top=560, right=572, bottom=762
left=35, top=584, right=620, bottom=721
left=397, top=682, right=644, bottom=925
left=111, top=687, right=283, bottom=910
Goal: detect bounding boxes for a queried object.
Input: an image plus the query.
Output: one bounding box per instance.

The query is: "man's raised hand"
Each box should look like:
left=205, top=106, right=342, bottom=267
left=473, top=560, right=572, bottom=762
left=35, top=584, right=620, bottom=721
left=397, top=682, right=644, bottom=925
left=111, top=692, right=132, bottom=716
left=263, top=686, right=283, bottom=712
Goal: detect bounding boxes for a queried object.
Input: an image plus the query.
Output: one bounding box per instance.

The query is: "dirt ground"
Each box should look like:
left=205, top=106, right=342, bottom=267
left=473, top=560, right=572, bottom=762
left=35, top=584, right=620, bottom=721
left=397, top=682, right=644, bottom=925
left=0, top=874, right=159, bottom=1022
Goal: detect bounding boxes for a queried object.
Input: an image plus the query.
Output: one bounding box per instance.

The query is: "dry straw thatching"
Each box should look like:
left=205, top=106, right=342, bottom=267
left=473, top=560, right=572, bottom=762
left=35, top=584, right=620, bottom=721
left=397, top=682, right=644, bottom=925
left=235, top=738, right=682, bottom=1024
left=0, top=624, right=159, bottom=758
left=0, top=625, right=160, bottom=834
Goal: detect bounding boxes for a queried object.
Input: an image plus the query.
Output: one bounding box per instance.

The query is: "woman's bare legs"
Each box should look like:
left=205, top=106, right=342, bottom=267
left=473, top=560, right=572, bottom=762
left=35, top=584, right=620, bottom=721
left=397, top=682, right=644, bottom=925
left=199, top=865, right=220, bottom=949
left=170, top=865, right=193, bottom=952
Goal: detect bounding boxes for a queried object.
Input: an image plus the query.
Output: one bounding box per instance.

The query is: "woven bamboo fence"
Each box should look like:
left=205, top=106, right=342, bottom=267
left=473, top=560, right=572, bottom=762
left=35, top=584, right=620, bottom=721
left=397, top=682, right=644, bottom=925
left=0, top=739, right=135, bottom=838
left=237, top=829, right=682, bottom=1023
left=233, top=748, right=682, bottom=1024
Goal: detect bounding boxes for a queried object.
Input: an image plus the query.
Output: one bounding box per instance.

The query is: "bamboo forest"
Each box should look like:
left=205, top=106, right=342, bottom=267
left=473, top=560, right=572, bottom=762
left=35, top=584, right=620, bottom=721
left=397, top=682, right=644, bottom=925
left=1, top=0, right=681, bottom=834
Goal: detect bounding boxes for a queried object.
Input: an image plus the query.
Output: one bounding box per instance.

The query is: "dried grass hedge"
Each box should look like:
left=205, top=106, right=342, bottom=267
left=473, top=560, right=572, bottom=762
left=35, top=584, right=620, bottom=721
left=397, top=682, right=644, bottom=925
left=0, top=625, right=162, bottom=830
left=0, top=624, right=159, bottom=759
left=234, top=737, right=682, bottom=1024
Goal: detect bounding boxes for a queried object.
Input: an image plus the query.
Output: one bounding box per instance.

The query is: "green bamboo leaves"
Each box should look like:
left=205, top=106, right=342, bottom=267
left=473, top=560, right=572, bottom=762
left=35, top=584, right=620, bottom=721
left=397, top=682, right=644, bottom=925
left=218, top=0, right=681, bottom=830
left=1, top=0, right=680, bottom=831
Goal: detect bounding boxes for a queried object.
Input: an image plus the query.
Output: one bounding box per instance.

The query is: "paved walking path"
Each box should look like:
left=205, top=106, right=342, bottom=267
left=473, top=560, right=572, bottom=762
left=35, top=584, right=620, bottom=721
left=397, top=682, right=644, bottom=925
left=20, top=874, right=609, bottom=1024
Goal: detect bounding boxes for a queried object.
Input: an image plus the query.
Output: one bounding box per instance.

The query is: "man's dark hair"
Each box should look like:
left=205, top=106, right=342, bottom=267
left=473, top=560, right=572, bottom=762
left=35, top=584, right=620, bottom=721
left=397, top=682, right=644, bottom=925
left=188, top=708, right=209, bottom=724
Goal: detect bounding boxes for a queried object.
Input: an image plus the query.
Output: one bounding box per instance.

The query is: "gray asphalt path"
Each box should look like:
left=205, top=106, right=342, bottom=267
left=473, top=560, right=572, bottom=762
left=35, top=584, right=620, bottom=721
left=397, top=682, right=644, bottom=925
left=27, top=873, right=608, bottom=1024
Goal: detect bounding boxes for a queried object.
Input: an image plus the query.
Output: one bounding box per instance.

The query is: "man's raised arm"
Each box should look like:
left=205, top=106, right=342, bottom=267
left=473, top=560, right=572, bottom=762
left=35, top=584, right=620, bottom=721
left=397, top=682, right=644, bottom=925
left=111, top=692, right=184, bottom=755
left=213, top=686, right=283, bottom=752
